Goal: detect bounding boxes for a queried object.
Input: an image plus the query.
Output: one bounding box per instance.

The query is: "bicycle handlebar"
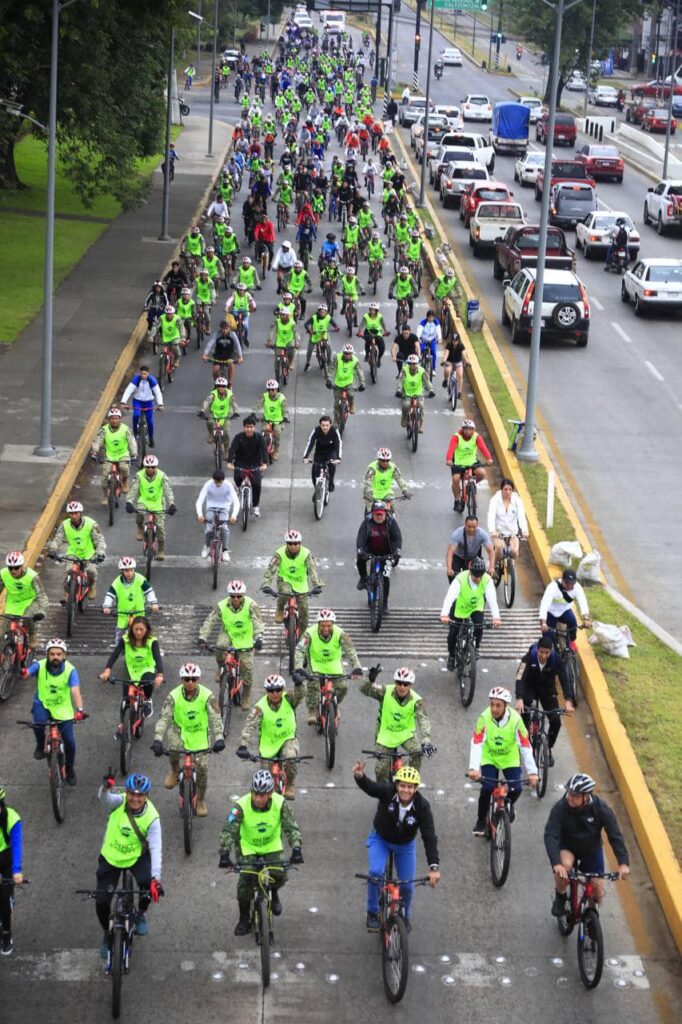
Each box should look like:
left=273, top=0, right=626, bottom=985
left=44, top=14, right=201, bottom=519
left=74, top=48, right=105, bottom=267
left=197, top=641, right=254, bottom=654
left=17, top=715, right=89, bottom=727
left=359, top=748, right=438, bottom=760
left=239, top=750, right=314, bottom=764
left=522, top=706, right=572, bottom=716
left=75, top=887, right=150, bottom=898
left=163, top=747, right=214, bottom=756
left=465, top=774, right=533, bottom=786
left=568, top=870, right=621, bottom=882
left=355, top=873, right=431, bottom=886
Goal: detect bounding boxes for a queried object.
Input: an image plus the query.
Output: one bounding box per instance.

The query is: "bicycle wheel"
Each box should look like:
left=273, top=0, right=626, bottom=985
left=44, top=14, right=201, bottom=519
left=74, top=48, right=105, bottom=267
left=534, top=733, right=550, bottom=799
left=369, top=574, right=384, bottom=634
left=65, top=572, right=77, bottom=638
left=557, top=899, right=574, bottom=936
left=111, top=928, right=124, bottom=1020
left=219, top=672, right=232, bottom=738
left=0, top=645, right=17, bottom=702
left=257, top=898, right=271, bottom=988
left=466, top=479, right=477, bottom=517
left=369, top=349, right=377, bottom=384
left=214, top=436, right=223, bottom=473
left=145, top=536, right=154, bottom=582
left=410, top=412, right=418, bottom=453
left=324, top=699, right=336, bottom=770
left=563, top=651, right=579, bottom=708
left=241, top=485, right=250, bottom=532
left=313, top=478, right=325, bottom=520
left=448, top=375, right=458, bottom=412
left=157, top=354, right=165, bottom=389
left=137, top=417, right=148, bottom=461
left=577, top=908, right=604, bottom=989
left=503, top=559, right=516, bottom=608
left=120, top=706, right=133, bottom=775
left=211, top=539, right=220, bottom=591
left=490, top=808, right=511, bottom=887
left=382, top=914, right=409, bottom=1004
left=181, top=777, right=193, bottom=856
left=108, top=475, right=116, bottom=528
left=339, top=401, right=349, bottom=437
left=458, top=641, right=477, bottom=708
left=286, top=613, right=297, bottom=673
left=48, top=748, right=66, bottom=823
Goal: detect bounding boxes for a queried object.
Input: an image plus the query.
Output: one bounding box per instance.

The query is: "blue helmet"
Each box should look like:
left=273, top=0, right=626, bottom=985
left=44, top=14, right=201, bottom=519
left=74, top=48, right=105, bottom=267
left=125, top=773, right=151, bottom=795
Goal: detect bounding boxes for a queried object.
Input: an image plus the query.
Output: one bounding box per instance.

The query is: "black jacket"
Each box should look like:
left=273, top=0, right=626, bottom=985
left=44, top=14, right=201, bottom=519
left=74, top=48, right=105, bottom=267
left=544, top=795, right=629, bottom=866
left=356, top=515, right=402, bottom=557
left=228, top=432, right=268, bottom=468
left=355, top=773, right=439, bottom=866
left=302, top=425, right=342, bottom=461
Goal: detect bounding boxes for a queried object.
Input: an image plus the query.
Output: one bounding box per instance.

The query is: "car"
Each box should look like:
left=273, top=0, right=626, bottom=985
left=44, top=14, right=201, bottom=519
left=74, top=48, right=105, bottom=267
left=446, top=130, right=495, bottom=171
left=514, top=150, right=548, bottom=187
left=576, top=211, right=640, bottom=259
left=642, top=108, right=677, bottom=134
left=429, top=145, right=477, bottom=188
left=469, top=201, right=526, bottom=256
left=415, top=124, right=458, bottom=162
left=434, top=104, right=464, bottom=131
left=643, top=179, right=682, bottom=233
left=621, top=258, right=682, bottom=315
left=535, top=158, right=595, bottom=199
left=440, top=162, right=489, bottom=208
left=410, top=113, right=449, bottom=149
left=626, top=97, right=658, bottom=124
left=575, top=143, right=624, bottom=183
left=461, top=94, right=493, bottom=122
left=501, top=267, right=590, bottom=346
left=440, top=47, right=463, bottom=66
left=399, top=96, right=434, bottom=127
left=321, top=11, right=345, bottom=31
left=519, top=96, right=545, bottom=123
left=221, top=49, right=240, bottom=68
left=536, top=111, right=577, bottom=147
left=549, top=183, right=598, bottom=229
left=588, top=85, right=619, bottom=107
left=566, top=72, right=587, bottom=92
left=460, top=181, right=514, bottom=227
left=294, top=13, right=313, bottom=28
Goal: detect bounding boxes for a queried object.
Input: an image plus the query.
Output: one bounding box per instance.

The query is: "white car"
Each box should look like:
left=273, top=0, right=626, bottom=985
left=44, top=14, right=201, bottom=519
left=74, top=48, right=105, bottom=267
left=501, top=267, right=590, bottom=346
left=434, top=104, right=464, bottom=131
left=440, top=47, right=463, bottom=66
left=621, top=258, right=682, bottom=315
left=462, top=94, right=493, bottom=122
left=429, top=144, right=476, bottom=187
left=514, top=150, right=548, bottom=187
left=469, top=201, right=526, bottom=256
left=566, top=72, right=587, bottom=92
left=294, top=14, right=313, bottom=29
left=447, top=130, right=495, bottom=171
left=576, top=212, right=640, bottom=259
left=589, top=85, right=619, bottom=107
left=440, top=159, right=488, bottom=208
left=410, top=113, right=449, bottom=149
left=519, top=97, right=545, bottom=123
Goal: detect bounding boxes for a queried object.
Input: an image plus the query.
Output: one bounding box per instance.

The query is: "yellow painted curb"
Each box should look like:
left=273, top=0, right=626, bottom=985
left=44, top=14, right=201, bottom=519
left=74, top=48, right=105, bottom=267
left=392, top=130, right=682, bottom=951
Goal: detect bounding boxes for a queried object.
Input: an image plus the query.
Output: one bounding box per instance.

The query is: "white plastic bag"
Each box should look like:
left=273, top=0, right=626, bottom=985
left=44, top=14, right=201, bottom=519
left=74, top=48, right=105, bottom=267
left=589, top=621, right=633, bottom=659
left=577, top=550, right=602, bottom=583
left=548, top=540, right=583, bottom=567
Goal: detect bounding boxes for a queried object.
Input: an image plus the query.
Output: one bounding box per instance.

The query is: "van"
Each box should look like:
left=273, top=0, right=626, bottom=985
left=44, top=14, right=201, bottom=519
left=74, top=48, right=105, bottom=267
left=324, top=11, right=346, bottom=34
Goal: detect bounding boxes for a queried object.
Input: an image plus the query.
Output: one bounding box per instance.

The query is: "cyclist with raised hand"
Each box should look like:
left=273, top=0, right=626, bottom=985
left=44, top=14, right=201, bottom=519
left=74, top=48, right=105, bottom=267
left=121, top=364, right=164, bottom=450
left=445, top=515, right=496, bottom=582
left=363, top=448, right=411, bottom=511
left=446, top=419, right=493, bottom=514
left=126, top=454, right=176, bottom=562
left=326, top=343, right=366, bottom=427
left=198, top=579, right=263, bottom=709
left=195, top=469, right=240, bottom=562
left=219, top=768, right=303, bottom=935
left=360, top=666, right=435, bottom=783
left=202, top=320, right=243, bottom=384
left=91, top=407, right=137, bottom=507
left=388, top=266, right=419, bottom=321
left=352, top=759, right=440, bottom=933
left=100, top=615, right=163, bottom=723
left=261, top=529, right=322, bottom=631
left=303, top=303, right=340, bottom=372
left=227, top=415, right=269, bottom=520
left=487, top=478, right=529, bottom=563
left=236, top=674, right=306, bottom=800
left=539, top=568, right=591, bottom=648
left=201, top=375, right=240, bottom=452
left=0, top=551, right=48, bottom=650
left=359, top=302, right=390, bottom=365
left=193, top=268, right=218, bottom=332
left=255, top=379, right=289, bottom=462
left=151, top=663, right=224, bottom=817
left=515, top=635, right=574, bottom=767
left=440, top=556, right=501, bottom=669
left=302, top=415, right=342, bottom=494
left=48, top=501, right=106, bottom=602
left=102, top=557, right=159, bottom=644
left=416, top=309, right=442, bottom=377
left=293, top=608, right=363, bottom=725
left=544, top=773, right=630, bottom=917
left=95, top=771, right=163, bottom=957
left=231, top=254, right=262, bottom=292
left=355, top=501, right=402, bottom=614
left=0, top=784, right=23, bottom=956
left=397, top=354, right=435, bottom=433
left=224, top=281, right=256, bottom=346
left=24, top=638, right=85, bottom=785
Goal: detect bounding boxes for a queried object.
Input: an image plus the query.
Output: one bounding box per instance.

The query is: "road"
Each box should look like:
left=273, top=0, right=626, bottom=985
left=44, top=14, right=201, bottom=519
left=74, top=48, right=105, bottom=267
left=389, top=11, right=682, bottom=640
left=0, top=31, right=679, bottom=1024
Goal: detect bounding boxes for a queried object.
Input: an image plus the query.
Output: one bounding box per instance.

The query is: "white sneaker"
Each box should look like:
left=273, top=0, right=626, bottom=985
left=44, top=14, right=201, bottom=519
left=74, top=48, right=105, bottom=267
left=201, top=545, right=210, bottom=558
left=222, top=550, right=230, bottom=563
left=252, top=507, right=261, bottom=518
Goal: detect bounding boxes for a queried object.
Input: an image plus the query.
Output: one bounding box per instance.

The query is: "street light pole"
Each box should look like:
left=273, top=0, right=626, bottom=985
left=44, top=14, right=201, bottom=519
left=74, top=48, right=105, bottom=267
left=414, top=0, right=423, bottom=91
left=207, top=0, right=219, bottom=157
left=663, top=0, right=680, bottom=178
left=196, top=0, right=202, bottom=76
left=159, top=24, right=174, bottom=241
left=418, top=0, right=436, bottom=206
left=582, top=0, right=596, bottom=119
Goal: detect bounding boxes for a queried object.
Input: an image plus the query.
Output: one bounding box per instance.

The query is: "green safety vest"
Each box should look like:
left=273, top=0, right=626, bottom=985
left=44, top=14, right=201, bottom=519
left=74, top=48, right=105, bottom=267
left=453, top=570, right=491, bottom=618
left=394, top=277, right=413, bottom=300
left=218, top=596, right=255, bottom=649
left=376, top=685, right=420, bottom=748
left=344, top=226, right=359, bottom=246
left=159, top=315, right=183, bottom=343
left=309, top=314, right=330, bottom=343
left=223, top=233, right=238, bottom=254
left=367, top=461, right=396, bottom=500
left=177, top=298, right=195, bottom=320
left=236, top=792, right=285, bottom=855
left=103, top=424, right=131, bottom=462
left=403, top=366, right=426, bottom=397
left=275, top=545, right=311, bottom=593
left=255, top=694, right=297, bottom=758
left=358, top=210, right=374, bottom=229
left=209, top=390, right=233, bottom=424
left=36, top=659, right=77, bottom=721
left=100, top=798, right=159, bottom=868
left=363, top=313, right=383, bottom=334
left=111, top=573, right=147, bottom=629
left=275, top=319, right=296, bottom=348
left=305, top=624, right=344, bottom=676
left=123, top=634, right=157, bottom=681
left=476, top=706, right=526, bottom=769
left=407, top=240, right=422, bottom=261
left=435, top=277, right=455, bottom=300
left=136, top=470, right=166, bottom=512
left=452, top=431, right=479, bottom=468
left=262, top=393, right=285, bottom=424
left=186, top=234, right=203, bottom=255
left=170, top=683, right=212, bottom=751
left=63, top=517, right=96, bottom=561
left=233, top=292, right=250, bottom=312
left=0, top=566, right=38, bottom=616
left=277, top=302, right=295, bottom=319
left=238, top=266, right=257, bottom=289
left=368, top=242, right=384, bottom=262
left=203, top=256, right=221, bottom=281
left=0, top=807, right=20, bottom=854
left=395, top=224, right=410, bottom=244
left=334, top=354, right=358, bottom=389
left=288, top=269, right=307, bottom=295
left=195, top=279, right=213, bottom=303
left=341, top=277, right=358, bottom=297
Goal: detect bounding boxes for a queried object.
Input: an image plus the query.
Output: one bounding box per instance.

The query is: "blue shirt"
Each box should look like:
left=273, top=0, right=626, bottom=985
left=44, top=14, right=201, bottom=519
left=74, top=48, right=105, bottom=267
left=28, top=661, right=80, bottom=688
left=3, top=816, right=22, bottom=874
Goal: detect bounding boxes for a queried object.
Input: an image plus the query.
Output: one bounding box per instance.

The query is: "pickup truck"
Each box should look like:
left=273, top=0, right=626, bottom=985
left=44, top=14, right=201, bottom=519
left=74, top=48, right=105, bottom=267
left=469, top=201, right=526, bottom=256
left=493, top=224, right=575, bottom=280
left=535, top=159, right=596, bottom=200
left=642, top=179, right=682, bottom=234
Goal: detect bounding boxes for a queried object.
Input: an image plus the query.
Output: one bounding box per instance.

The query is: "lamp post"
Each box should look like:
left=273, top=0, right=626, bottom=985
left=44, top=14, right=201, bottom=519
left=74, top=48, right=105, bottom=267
left=418, top=0, right=436, bottom=207
left=663, top=0, right=680, bottom=178
left=159, top=24, right=175, bottom=241
left=207, top=0, right=220, bottom=157
left=582, top=0, right=596, bottom=119
left=196, top=1, right=203, bottom=75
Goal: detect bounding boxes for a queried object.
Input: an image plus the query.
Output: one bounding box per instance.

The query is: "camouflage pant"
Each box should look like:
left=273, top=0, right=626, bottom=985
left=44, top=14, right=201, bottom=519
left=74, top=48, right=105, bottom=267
left=276, top=589, right=310, bottom=633
left=333, top=387, right=355, bottom=426
left=101, top=460, right=130, bottom=495
left=206, top=418, right=231, bottom=452
left=260, top=737, right=300, bottom=784
left=166, top=724, right=210, bottom=793
left=62, top=561, right=98, bottom=590
left=401, top=396, right=424, bottom=429
left=136, top=511, right=166, bottom=542
left=235, top=850, right=288, bottom=904
left=215, top=638, right=254, bottom=699
left=306, top=674, right=348, bottom=711
left=373, top=737, right=422, bottom=782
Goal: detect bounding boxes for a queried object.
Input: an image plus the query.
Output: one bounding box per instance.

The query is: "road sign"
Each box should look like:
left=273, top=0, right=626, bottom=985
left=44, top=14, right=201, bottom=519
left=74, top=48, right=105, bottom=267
left=435, top=0, right=486, bottom=10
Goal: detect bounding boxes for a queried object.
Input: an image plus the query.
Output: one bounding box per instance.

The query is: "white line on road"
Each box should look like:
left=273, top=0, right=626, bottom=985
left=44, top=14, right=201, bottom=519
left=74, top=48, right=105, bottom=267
left=171, top=475, right=489, bottom=492
left=611, top=321, right=632, bottom=344
left=644, top=359, right=665, bottom=381
left=591, top=296, right=604, bottom=311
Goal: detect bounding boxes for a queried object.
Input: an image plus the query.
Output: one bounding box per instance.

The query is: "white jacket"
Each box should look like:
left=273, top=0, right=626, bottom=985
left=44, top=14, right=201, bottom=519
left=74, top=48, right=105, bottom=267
left=487, top=491, right=528, bottom=537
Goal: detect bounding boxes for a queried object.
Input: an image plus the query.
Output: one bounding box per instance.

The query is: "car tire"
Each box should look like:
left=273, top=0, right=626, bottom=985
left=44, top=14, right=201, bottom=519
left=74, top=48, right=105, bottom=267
left=513, top=167, right=519, bottom=182
left=511, top=316, right=525, bottom=345
left=576, top=333, right=588, bottom=348
left=551, top=302, right=580, bottom=331
left=621, top=281, right=629, bottom=303
left=643, top=202, right=650, bottom=227
left=534, top=185, right=541, bottom=201
left=657, top=214, right=667, bottom=236
left=634, top=295, right=645, bottom=317
left=493, top=255, right=504, bottom=280
left=501, top=300, right=511, bottom=326
left=489, top=156, right=495, bottom=173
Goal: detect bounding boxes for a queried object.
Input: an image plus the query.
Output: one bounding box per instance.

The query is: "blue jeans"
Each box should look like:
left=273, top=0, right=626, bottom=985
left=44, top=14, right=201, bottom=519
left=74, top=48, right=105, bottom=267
left=132, top=400, right=154, bottom=441
left=32, top=697, right=76, bottom=771
left=365, top=830, right=416, bottom=918
left=546, top=608, right=578, bottom=642
left=477, top=764, right=522, bottom=820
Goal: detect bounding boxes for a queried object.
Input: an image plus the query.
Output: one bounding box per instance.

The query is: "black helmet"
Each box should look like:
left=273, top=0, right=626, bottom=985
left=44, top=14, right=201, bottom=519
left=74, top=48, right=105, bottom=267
left=470, top=557, right=487, bottom=577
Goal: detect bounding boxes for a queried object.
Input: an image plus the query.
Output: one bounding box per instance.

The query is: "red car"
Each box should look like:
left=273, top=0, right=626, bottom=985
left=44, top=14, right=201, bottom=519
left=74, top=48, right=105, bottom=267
left=626, top=97, right=658, bottom=124
left=641, top=108, right=677, bottom=135
left=459, top=181, right=513, bottom=228
left=638, top=80, right=682, bottom=98
left=535, top=111, right=577, bottom=146
left=575, top=144, right=624, bottom=183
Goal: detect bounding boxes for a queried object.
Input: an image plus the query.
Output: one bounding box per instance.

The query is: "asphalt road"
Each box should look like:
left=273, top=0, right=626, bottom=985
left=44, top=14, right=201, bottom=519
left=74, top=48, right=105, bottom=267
left=389, top=12, right=682, bottom=640
left=1, top=33, right=679, bottom=1024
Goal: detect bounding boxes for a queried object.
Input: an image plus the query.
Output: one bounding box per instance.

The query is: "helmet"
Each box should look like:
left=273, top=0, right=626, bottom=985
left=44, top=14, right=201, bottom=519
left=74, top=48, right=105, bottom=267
left=45, top=638, right=67, bottom=653
left=66, top=501, right=83, bottom=514
left=153, top=280, right=164, bottom=288
left=283, top=292, right=293, bottom=302
left=214, top=376, right=229, bottom=387
left=125, top=773, right=151, bottom=795
left=243, top=256, right=252, bottom=266
left=488, top=686, right=512, bottom=704
left=143, top=454, right=159, bottom=468
left=237, top=282, right=247, bottom=291
left=199, top=267, right=209, bottom=275
left=317, top=608, right=336, bottom=622
left=349, top=216, right=357, bottom=224
left=217, top=215, right=225, bottom=223
left=393, top=667, right=415, bottom=685
left=376, top=448, right=392, bottom=461
left=318, top=303, right=328, bottom=312
left=470, top=557, right=487, bottom=577
left=227, top=579, right=247, bottom=596
left=369, top=302, right=378, bottom=310
left=285, top=528, right=302, bottom=543
left=165, top=305, right=175, bottom=315
left=118, top=556, right=137, bottom=570
left=251, top=768, right=275, bottom=793
left=446, top=268, right=455, bottom=278
left=399, top=265, right=409, bottom=274
left=264, top=673, right=286, bottom=691
left=191, top=227, right=201, bottom=235
left=462, top=419, right=475, bottom=430
left=282, top=240, right=291, bottom=249
left=179, top=663, right=202, bottom=679
left=107, top=407, right=122, bottom=419
left=371, top=230, right=379, bottom=239
left=371, top=500, right=388, bottom=512
left=410, top=229, right=419, bottom=237
left=265, top=379, right=279, bottom=390
left=206, top=245, right=215, bottom=253
left=342, top=343, right=354, bottom=354
left=181, top=286, right=191, bottom=295
left=5, top=551, right=24, bottom=568
left=345, top=266, right=355, bottom=275
left=294, top=260, right=303, bottom=269
left=565, top=773, right=596, bottom=795
left=394, top=765, right=421, bottom=785
left=406, top=354, right=419, bottom=365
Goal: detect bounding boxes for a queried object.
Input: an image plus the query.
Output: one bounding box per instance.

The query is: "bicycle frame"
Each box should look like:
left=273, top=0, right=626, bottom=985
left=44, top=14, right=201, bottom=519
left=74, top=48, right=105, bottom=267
left=1, top=615, right=32, bottom=668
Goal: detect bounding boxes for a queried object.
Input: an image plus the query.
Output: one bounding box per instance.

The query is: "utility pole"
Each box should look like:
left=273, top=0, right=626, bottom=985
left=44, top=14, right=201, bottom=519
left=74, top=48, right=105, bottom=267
left=414, top=0, right=423, bottom=91
left=159, top=24, right=174, bottom=241
left=375, top=0, right=382, bottom=81
left=663, top=0, right=680, bottom=177
left=418, top=0, right=436, bottom=206
left=196, top=0, right=202, bottom=75
left=207, top=0, right=219, bottom=157
left=583, top=0, right=596, bottom=118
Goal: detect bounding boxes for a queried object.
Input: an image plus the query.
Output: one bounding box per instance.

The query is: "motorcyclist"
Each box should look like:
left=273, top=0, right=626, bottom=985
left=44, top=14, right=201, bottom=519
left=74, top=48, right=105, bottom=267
left=604, top=218, right=629, bottom=271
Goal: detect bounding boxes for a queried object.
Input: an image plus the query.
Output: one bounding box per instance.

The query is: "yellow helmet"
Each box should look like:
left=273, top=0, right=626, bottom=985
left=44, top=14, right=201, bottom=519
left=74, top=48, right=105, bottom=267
left=394, top=766, right=421, bottom=786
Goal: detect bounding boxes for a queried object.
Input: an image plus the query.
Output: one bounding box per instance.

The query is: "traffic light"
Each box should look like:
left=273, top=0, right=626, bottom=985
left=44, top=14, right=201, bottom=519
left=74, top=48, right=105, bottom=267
left=481, top=1, right=488, bottom=8
left=415, top=32, right=421, bottom=49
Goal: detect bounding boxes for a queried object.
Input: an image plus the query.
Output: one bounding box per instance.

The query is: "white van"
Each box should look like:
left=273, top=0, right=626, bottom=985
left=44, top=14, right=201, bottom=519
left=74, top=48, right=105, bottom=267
left=324, top=11, right=346, bottom=34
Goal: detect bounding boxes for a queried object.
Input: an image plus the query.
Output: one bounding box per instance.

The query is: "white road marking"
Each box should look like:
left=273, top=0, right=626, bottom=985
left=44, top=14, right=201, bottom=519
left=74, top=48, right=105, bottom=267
left=591, top=296, right=604, bottom=311
left=171, top=475, right=488, bottom=492
left=611, top=321, right=632, bottom=344
left=644, top=360, right=664, bottom=382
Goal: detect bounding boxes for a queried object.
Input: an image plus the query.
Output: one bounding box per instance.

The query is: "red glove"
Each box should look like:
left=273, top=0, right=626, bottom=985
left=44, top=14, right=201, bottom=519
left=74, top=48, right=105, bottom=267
left=20, top=668, right=29, bottom=678
left=102, top=771, right=116, bottom=790
left=150, top=878, right=164, bottom=903
left=74, top=709, right=86, bottom=722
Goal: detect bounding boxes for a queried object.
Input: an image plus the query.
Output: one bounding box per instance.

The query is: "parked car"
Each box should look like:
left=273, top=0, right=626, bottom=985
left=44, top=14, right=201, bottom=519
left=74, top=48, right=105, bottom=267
left=469, top=201, right=526, bottom=256
left=501, top=267, right=590, bottom=346
left=494, top=224, right=575, bottom=281
left=461, top=94, right=493, bottom=122
left=566, top=72, right=587, bottom=92
left=637, top=79, right=682, bottom=98
left=643, top=179, right=682, bottom=234
left=575, top=143, right=624, bottom=183
left=398, top=97, right=434, bottom=127
left=460, top=181, right=514, bottom=227
left=621, top=258, right=682, bottom=315
left=641, top=108, right=677, bottom=134
left=429, top=145, right=478, bottom=188
left=576, top=211, right=639, bottom=259
left=514, top=150, right=548, bottom=187
left=440, top=47, right=463, bottom=66
left=440, top=162, right=489, bottom=208
left=519, top=96, right=545, bottom=123
left=550, top=183, right=598, bottom=229
left=588, top=85, right=619, bottom=107
left=536, top=111, right=577, bottom=147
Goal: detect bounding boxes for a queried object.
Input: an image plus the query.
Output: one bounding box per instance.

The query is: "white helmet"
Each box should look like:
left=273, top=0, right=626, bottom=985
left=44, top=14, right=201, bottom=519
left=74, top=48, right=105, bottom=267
left=242, top=256, right=252, bottom=266
left=143, top=454, right=159, bottom=468
left=5, top=551, right=25, bottom=568
left=180, top=663, right=202, bottom=679
left=393, top=667, right=415, bottom=684
left=399, top=265, right=409, bottom=274
left=118, top=556, right=137, bottom=570
left=165, top=305, right=175, bottom=315
left=264, top=673, right=286, bottom=691
left=343, top=343, right=354, bottom=354
left=214, top=376, right=229, bottom=387
left=265, top=379, right=279, bottom=390
left=317, top=608, right=336, bottom=622
left=462, top=419, right=475, bottom=430
left=45, top=638, right=68, bottom=653
left=406, top=354, right=419, bottom=364
left=282, top=240, right=291, bottom=249
left=488, top=686, right=512, bottom=704
left=107, top=408, right=122, bottom=419
left=66, top=501, right=83, bottom=514
left=227, top=579, right=247, bottom=596
left=376, top=448, right=392, bottom=461
left=285, top=529, right=302, bottom=543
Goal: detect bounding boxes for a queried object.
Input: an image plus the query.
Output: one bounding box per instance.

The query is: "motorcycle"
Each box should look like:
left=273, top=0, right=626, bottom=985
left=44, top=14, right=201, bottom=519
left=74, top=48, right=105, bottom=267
left=516, top=46, right=523, bottom=61
left=179, top=94, right=190, bottom=117
left=605, top=247, right=629, bottom=274
left=434, top=61, right=444, bottom=80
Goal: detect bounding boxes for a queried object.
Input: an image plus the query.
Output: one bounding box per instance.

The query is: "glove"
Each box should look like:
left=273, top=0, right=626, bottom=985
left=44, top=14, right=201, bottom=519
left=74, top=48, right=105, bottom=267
left=427, top=392, right=436, bottom=399
left=197, top=637, right=207, bottom=648
left=236, top=745, right=250, bottom=760
left=358, top=384, right=365, bottom=392
left=368, top=664, right=382, bottom=683
left=212, top=738, right=226, bottom=753
left=254, top=637, right=263, bottom=651
left=32, top=613, right=45, bottom=622
left=290, top=847, right=304, bottom=865
left=262, top=585, right=277, bottom=597
left=74, top=708, right=86, bottom=722
left=20, top=668, right=29, bottom=678
left=421, top=742, right=436, bottom=757
left=102, top=770, right=116, bottom=789
left=219, top=851, right=233, bottom=869
left=325, top=379, right=332, bottom=389
left=150, top=878, right=164, bottom=903
left=95, top=554, right=105, bottom=563
left=391, top=556, right=400, bottom=568
left=168, top=504, right=177, bottom=516
left=351, top=668, right=363, bottom=679
left=125, top=502, right=134, bottom=514
left=394, top=390, right=401, bottom=399
left=151, top=740, right=164, bottom=758
left=292, top=669, right=306, bottom=685
left=311, top=585, right=322, bottom=595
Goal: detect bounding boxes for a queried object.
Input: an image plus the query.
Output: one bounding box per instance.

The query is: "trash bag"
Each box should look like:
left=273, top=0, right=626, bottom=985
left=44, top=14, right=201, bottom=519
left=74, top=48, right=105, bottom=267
left=548, top=540, right=583, bottom=567
left=588, top=621, right=634, bottom=659
left=577, top=550, right=602, bottom=583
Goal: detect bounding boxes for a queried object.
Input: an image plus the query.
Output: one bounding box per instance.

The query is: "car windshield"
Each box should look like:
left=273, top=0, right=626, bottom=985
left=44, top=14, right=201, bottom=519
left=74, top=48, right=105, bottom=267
left=593, top=215, right=633, bottom=229
left=589, top=146, right=619, bottom=157
left=453, top=167, right=486, bottom=179
left=448, top=151, right=476, bottom=162
left=542, top=284, right=582, bottom=301
left=555, top=115, right=575, bottom=126
left=557, top=187, right=594, bottom=200
left=411, top=99, right=427, bottom=108
left=649, top=109, right=668, bottom=118
left=515, top=230, right=563, bottom=249
left=478, top=204, right=521, bottom=218
left=526, top=153, right=545, bottom=164
left=469, top=97, right=488, bottom=105
left=523, top=99, right=541, bottom=107
left=648, top=265, right=682, bottom=283
left=553, top=163, right=584, bottom=177
left=477, top=189, right=508, bottom=200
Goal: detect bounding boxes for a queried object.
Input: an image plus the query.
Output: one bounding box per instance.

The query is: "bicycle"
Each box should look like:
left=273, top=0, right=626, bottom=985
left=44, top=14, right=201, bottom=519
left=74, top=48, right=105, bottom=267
left=344, top=297, right=356, bottom=337
left=273, top=345, right=291, bottom=387
left=446, top=361, right=461, bottom=412
left=240, top=750, right=314, bottom=796
left=458, top=461, right=484, bottom=517
left=229, top=859, right=294, bottom=988
left=233, top=467, right=257, bottom=532
left=48, top=554, right=95, bottom=638
left=363, top=330, right=382, bottom=383
left=322, top=278, right=337, bottom=315
left=419, top=344, right=433, bottom=383
left=556, top=870, right=621, bottom=989
left=405, top=397, right=422, bottom=453
left=262, top=585, right=322, bottom=672
left=395, top=298, right=410, bottom=331
left=196, top=303, right=211, bottom=348
left=364, top=171, right=375, bottom=196
left=122, top=404, right=151, bottom=461
left=0, top=614, right=38, bottom=701
left=523, top=703, right=569, bottom=799
left=469, top=775, right=532, bottom=887
left=206, top=509, right=229, bottom=590
left=309, top=460, right=339, bottom=521
left=365, top=554, right=393, bottom=634
left=158, top=342, right=175, bottom=388
left=212, top=424, right=227, bottom=473
left=277, top=201, right=289, bottom=230
left=163, top=746, right=214, bottom=855
left=129, top=508, right=160, bottom=581
left=313, top=334, right=333, bottom=376
left=105, top=677, right=148, bottom=775
left=549, top=622, right=584, bottom=708
left=94, top=457, right=125, bottom=528
left=447, top=617, right=493, bottom=707
left=336, top=387, right=351, bottom=436
left=17, top=714, right=88, bottom=822
left=298, top=669, right=360, bottom=769
left=368, top=259, right=381, bottom=295
left=200, top=641, right=250, bottom=737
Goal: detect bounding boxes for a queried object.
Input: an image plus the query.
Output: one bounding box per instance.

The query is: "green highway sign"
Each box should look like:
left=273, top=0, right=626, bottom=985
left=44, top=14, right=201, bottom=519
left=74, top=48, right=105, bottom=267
left=435, top=0, right=487, bottom=10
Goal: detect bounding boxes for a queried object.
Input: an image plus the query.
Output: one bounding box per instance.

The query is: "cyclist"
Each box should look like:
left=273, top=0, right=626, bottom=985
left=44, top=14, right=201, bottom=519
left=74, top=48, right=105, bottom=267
left=515, top=636, right=575, bottom=767
left=446, top=515, right=496, bottom=581
left=201, top=375, right=240, bottom=453
left=237, top=673, right=306, bottom=800
left=446, top=420, right=493, bottom=514
left=355, top=500, right=402, bottom=615
left=121, top=364, right=164, bottom=449
left=359, top=301, right=390, bottom=365
left=102, top=557, right=159, bottom=643
left=293, top=608, right=362, bottom=725
left=366, top=230, right=386, bottom=282
left=388, top=266, right=419, bottom=320
left=96, top=771, right=163, bottom=956
left=0, top=784, right=23, bottom=955
left=362, top=449, right=411, bottom=510
left=391, top=322, right=420, bottom=378
left=227, top=415, right=269, bottom=520
left=99, top=615, right=164, bottom=723
left=193, top=268, right=218, bottom=331
left=198, top=579, right=263, bottom=709
left=152, top=663, right=225, bottom=817
left=125, top=454, right=177, bottom=562
left=339, top=265, right=365, bottom=318
left=416, top=309, right=441, bottom=378
left=325, top=343, right=366, bottom=427
left=195, top=469, right=240, bottom=562
left=539, top=568, right=591, bottom=647
left=487, top=478, right=529, bottom=563
left=231, top=254, right=262, bottom=292
left=162, top=259, right=189, bottom=303
left=144, top=281, right=167, bottom=338
left=181, top=226, right=205, bottom=273
left=218, top=768, right=303, bottom=935
left=224, top=282, right=256, bottom=346
left=302, top=415, right=342, bottom=493
left=319, top=232, right=341, bottom=264
left=91, top=407, right=138, bottom=507
left=287, top=259, right=313, bottom=317
left=544, top=773, right=630, bottom=916
left=261, top=529, right=322, bottom=632
left=24, top=638, right=85, bottom=785
left=0, top=551, right=48, bottom=649
left=48, top=501, right=106, bottom=602
left=253, top=212, right=276, bottom=270
left=255, top=379, right=289, bottom=461
left=202, top=320, right=243, bottom=386
left=352, top=760, right=440, bottom=933
left=272, top=239, right=297, bottom=293
left=397, top=353, right=435, bottom=433
left=467, top=686, right=538, bottom=836
left=267, top=309, right=299, bottom=373
left=157, top=304, right=187, bottom=367
left=303, top=303, right=340, bottom=372
left=440, top=556, right=501, bottom=669
left=441, top=329, right=467, bottom=396
left=360, top=666, right=434, bottom=782
left=430, top=266, right=460, bottom=308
